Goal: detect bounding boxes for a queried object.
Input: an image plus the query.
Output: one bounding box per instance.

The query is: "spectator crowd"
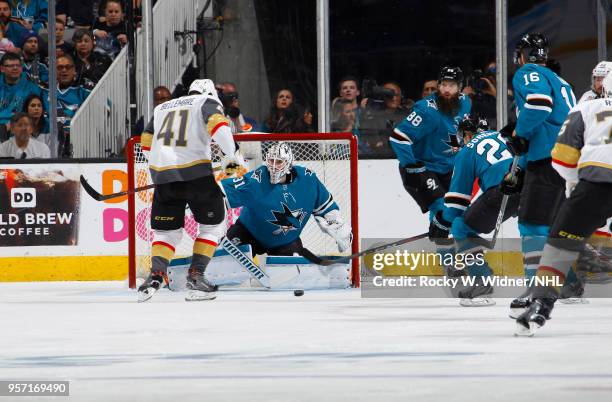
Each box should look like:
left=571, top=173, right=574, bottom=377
left=0, top=0, right=136, bottom=159
left=0, top=2, right=597, bottom=162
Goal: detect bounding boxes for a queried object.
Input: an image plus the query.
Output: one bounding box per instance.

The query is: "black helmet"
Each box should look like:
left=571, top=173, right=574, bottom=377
left=438, top=66, right=464, bottom=87
left=514, top=33, right=549, bottom=65
left=457, top=114, right=489, bottom=146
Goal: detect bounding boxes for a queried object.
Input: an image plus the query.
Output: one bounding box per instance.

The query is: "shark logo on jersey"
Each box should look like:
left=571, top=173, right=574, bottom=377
left=304, top=168, right=314, bottom=176
left=426, top=98, right=438, bottom=110
left=250, top=169, right=262, bottom=183
left=268, top=202, right=307, bottom=235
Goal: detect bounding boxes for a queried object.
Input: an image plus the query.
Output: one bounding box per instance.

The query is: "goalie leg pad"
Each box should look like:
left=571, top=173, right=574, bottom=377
left=399, top=166, right=449, bottom=213
left=518, top=159, right=565, bottom=226
left=463, top=187, right=520, bottom=234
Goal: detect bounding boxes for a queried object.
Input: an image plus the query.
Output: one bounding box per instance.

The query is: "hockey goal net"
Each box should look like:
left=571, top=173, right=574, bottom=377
left=127, top=133, right=359, bottom=288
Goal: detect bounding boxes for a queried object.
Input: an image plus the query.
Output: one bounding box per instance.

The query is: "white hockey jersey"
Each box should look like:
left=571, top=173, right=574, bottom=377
left=578, top=89, right=598, bottom=104
left=141, top=94, right=234, bottom=184
left=552, top=98, right=612, bottom=184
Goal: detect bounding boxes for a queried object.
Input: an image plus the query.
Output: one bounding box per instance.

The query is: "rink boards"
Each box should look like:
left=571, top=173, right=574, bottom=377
left=1, top=160, right=526, bottom=282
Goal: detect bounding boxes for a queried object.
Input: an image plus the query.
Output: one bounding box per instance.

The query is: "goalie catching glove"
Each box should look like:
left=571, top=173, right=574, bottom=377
left=314, top=209, right=353, bottom=252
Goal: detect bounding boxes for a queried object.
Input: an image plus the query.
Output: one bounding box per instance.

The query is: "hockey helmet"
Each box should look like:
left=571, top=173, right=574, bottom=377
left=514, top=33, right=549, bottom=65
left=265, top=142, right=294, bottom=184
left=189, top=79, right=218, bottom=97
left=438, top=66, right=464, bottom=88
left=591, top=61, right=612, bottom=92
left=457, top=114, right=489, bottom=145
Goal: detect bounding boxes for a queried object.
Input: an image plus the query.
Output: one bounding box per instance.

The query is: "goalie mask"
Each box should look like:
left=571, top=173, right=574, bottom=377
left=266, top=142, right=294, bottom=184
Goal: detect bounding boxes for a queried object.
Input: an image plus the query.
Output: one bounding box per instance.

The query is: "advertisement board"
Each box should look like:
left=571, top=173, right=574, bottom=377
left=0, top=162, right=130, bottom=281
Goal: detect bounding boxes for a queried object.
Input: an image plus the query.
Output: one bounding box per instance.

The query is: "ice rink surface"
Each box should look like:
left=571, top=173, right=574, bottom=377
left=1, top=281, right=612, bottom=402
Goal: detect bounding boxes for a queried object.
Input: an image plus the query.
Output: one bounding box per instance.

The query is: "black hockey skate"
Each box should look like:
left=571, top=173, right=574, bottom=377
left=514, top=297, right=556, bottom=337
left=185, top=267, right=218, bottom=301
left=509, top=297, right=531, bottom=318
left=576, top=244, right=612, bottom=284
left=559, top=274, right=588, bottom=305
left=458, top=276, right=495, bottom=307
left=138, top=270, right=168, bottom=303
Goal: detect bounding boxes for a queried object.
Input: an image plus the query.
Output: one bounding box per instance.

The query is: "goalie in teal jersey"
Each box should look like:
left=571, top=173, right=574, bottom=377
left=221, top=142, right=352, bottom=258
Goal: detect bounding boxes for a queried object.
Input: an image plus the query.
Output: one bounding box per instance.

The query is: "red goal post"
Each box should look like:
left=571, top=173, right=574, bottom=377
left=126, top=132, right=360, bottom=288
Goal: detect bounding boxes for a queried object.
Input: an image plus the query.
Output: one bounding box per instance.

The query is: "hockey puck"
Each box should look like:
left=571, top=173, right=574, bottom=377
left=293, top=289, right=304, bottom=297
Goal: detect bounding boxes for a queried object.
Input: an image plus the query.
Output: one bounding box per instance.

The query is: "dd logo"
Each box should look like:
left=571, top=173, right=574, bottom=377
left=10, top=188, right=37, bottom=208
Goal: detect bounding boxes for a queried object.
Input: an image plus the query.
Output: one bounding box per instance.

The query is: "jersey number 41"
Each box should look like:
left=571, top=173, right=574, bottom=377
left=157, top=109, right=190, bottom=147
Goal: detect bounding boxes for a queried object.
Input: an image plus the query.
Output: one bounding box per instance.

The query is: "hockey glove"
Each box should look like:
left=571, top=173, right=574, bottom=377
left=499, top=121, right=516, bottom=139
left=314, top=209, right=353, bottom=253
left=428, top=211, right=451, bottom=243
left=402, top=162, right=427, bottom=187
left=499, top=166, right=525, bottom=195
left=221, top=150, right=248, bottom=176
left=505, top=135, right=530, bottom=156
left=500, top=122, right=529, bottom=156
left=403, top=163, right=443, bottom=193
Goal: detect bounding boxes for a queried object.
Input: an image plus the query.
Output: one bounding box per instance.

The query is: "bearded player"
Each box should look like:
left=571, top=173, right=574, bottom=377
left=390, top=66, right=471, bottom=226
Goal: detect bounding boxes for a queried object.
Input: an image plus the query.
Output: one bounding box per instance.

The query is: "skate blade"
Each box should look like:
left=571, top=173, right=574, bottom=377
left=559, top=297, right=589, bottom=305
left=514, top=321, right=535, bottom=337
left=138, top=287, right=157, bottom=303
left=460, top=297, right=496, bottom=307
left=185, top=290, right=217, bottom=301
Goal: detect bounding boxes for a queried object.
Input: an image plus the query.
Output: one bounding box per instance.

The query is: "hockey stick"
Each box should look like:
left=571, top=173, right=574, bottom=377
left=298, top=232, right=429, bottom=266
left=472, top=155, right=520, bottom=250
left=80, top=175, right=155, bottom=201
left=220, top=237, right=271, bottom=288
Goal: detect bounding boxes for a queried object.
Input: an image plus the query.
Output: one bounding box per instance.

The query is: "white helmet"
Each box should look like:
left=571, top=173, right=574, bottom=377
left=592, top=61, right=612, bottom=92
left=601, top=70, right=612, bottom=98
left=265, top=142, right=293, bottom=184
left=189, top=79, right=218, bottom=97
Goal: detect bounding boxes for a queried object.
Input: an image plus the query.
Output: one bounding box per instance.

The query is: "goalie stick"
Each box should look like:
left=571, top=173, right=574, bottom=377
left=298, top=232, right=429, bottom=266
left=220, top=237, right=271, bottom=288
left=80, top=175, right=155, bottom=201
